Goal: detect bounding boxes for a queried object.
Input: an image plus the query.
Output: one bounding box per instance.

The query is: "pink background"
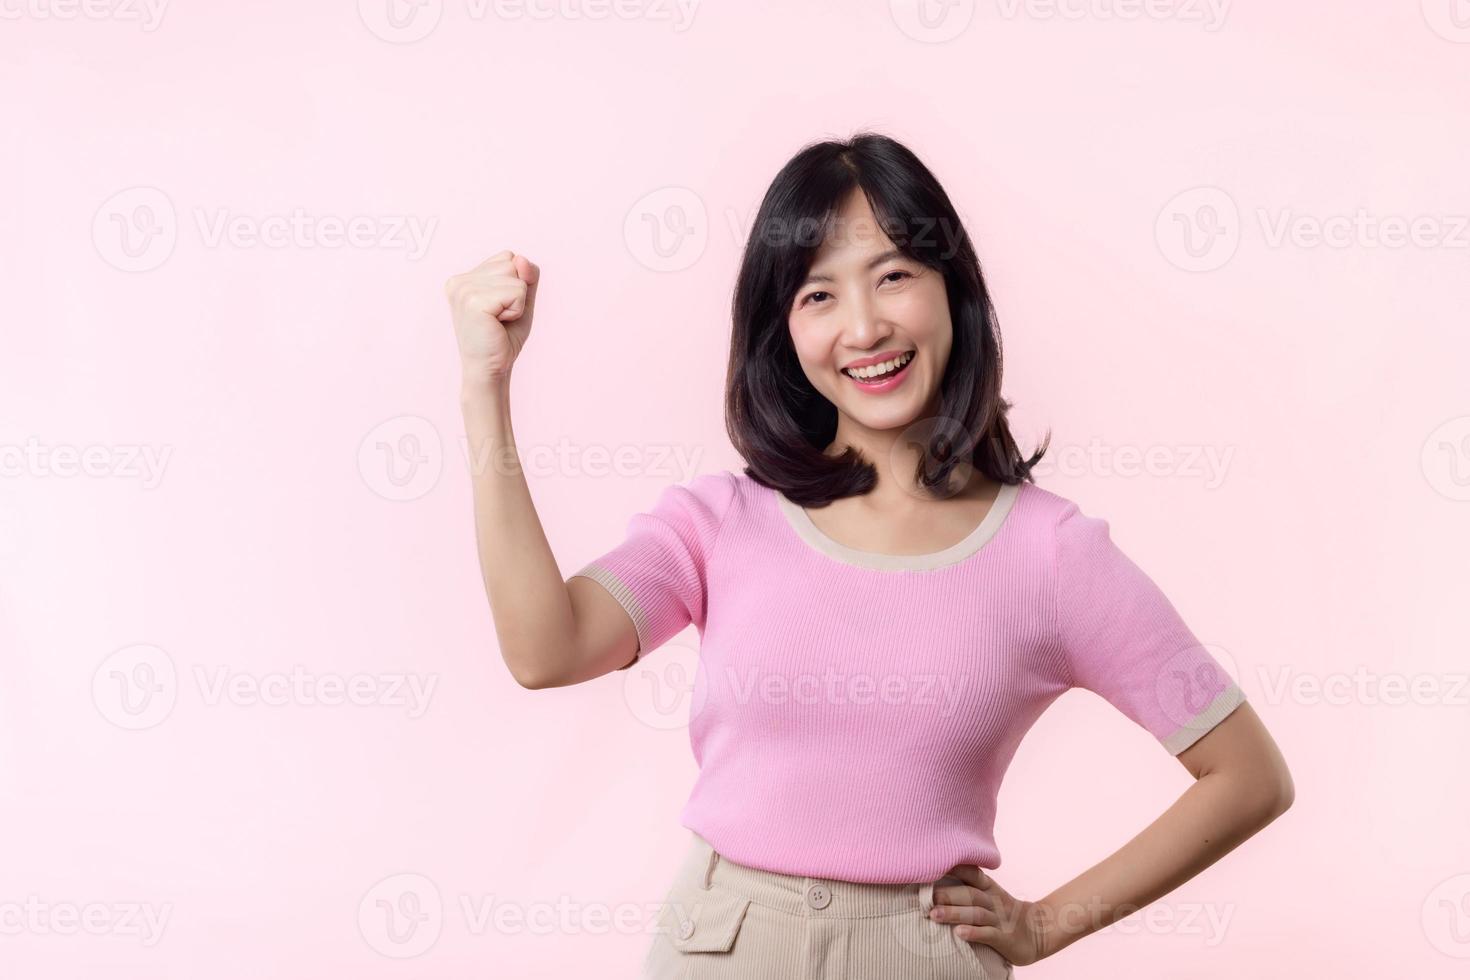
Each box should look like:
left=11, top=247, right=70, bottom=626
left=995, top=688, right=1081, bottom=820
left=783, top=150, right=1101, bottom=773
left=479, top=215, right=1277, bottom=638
left=3, top=2, right=1469, bottom=977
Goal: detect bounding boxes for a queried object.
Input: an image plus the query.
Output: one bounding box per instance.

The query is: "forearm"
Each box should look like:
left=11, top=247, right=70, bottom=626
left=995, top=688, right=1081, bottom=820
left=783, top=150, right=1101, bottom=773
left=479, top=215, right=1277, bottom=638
left=459, top=375, right=577, bottom=686
left=1032, top=770, right=1289, bottom=958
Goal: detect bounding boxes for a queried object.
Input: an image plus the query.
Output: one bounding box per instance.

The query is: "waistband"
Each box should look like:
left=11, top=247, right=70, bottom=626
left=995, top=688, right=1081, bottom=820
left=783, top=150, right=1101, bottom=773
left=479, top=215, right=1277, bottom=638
left=682, top=831, right=962, bottom=919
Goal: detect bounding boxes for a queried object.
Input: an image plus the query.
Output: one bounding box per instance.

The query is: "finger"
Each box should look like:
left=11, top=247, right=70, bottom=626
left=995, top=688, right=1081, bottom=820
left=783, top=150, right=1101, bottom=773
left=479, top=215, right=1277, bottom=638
left=512, top=254, right=540, bottom=286
left=453, top=281, right=527, bottom=323
left=473, top=250, right=515, bottom=272
left=461, top=283, right=527, bottom=321
left=948, top=865, right=991, bottom=890
left=931, top=884, right=966, bottom=907
left=932, top=903, right=1000, bottom=928
left=514, top=255, right=540, bottom=320
left=933, top=884, right=992, bottom=910
left=460, top=261, right=533, bottom=296
left=446, top=266, right=511, bottom=300
left=953, top=922, right=1003, bottom=945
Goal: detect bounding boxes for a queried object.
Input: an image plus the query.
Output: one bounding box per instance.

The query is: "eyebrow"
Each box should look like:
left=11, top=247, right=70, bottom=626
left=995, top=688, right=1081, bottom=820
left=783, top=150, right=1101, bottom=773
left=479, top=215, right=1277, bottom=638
left=800, top=247, right=907, bottom=286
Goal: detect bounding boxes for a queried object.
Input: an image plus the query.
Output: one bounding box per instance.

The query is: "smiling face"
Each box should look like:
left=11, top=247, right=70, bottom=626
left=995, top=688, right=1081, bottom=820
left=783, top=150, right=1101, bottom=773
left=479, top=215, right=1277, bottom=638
left=787, top=188, right=953, bottom=448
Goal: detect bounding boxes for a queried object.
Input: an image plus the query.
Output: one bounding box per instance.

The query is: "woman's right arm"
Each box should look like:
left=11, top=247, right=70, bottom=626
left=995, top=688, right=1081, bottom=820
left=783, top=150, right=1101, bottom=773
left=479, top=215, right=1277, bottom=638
left=448, top=253, right=640, bottom=688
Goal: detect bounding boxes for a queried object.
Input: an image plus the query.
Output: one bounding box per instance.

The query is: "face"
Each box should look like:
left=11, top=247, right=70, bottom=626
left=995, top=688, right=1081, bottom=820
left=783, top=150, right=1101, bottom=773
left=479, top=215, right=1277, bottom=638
left=787, top=188, right=952, bottom=444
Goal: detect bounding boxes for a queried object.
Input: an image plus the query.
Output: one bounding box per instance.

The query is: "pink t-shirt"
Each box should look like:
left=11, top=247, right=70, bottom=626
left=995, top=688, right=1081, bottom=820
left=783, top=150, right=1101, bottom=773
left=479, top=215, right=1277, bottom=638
left=571, top=469, right=1246, bottom=884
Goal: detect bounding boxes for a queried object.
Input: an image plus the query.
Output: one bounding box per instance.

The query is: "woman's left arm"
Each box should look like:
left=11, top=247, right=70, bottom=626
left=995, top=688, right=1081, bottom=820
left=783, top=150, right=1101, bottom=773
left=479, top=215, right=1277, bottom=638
left=935, top=701, right=1293, bottom=965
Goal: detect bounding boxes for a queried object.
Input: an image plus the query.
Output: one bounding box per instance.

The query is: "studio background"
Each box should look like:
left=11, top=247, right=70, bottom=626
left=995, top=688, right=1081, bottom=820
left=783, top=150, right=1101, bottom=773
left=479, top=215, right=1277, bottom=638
left=2, top=2, right=1467, bottom=977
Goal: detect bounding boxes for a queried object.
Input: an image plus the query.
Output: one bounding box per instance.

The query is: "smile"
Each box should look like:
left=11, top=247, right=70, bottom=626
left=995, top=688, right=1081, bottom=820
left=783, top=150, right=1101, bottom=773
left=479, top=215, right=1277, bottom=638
left=841, top=350, right=915, bottom=390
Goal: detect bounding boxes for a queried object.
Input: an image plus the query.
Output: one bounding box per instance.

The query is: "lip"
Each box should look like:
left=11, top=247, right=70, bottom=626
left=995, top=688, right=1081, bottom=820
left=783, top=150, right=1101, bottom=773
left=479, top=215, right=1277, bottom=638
left=842, top=348, right=914, bottom=371
left=842, top=350, right=915, bottom=393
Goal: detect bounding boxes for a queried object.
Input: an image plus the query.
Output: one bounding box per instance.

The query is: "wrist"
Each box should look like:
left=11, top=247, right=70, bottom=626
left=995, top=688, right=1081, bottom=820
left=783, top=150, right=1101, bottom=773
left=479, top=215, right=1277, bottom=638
left=1023, top=897, right=1068, bottom=961
left=461, top=370, right=512, bottom=402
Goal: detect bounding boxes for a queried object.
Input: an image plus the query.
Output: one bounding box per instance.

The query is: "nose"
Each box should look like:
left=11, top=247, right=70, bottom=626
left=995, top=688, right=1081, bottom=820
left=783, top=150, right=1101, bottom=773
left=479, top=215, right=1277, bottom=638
left=840, top=291, right=892, bottom=351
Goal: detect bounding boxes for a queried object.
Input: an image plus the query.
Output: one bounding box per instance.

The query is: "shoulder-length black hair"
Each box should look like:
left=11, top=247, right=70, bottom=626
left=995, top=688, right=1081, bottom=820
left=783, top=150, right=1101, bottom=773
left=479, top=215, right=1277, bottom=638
left=725, top=131, right=1048, bottom=507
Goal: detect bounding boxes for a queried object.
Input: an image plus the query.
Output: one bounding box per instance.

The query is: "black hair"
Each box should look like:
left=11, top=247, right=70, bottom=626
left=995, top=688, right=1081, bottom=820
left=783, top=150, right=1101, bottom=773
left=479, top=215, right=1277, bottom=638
left=725, top=130, right=1048, bottom=506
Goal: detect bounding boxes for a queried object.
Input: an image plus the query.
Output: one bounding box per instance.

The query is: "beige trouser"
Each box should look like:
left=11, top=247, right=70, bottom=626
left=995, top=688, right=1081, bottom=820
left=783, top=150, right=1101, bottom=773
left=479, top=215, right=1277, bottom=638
left=641, top=830, right=1016, bottom=980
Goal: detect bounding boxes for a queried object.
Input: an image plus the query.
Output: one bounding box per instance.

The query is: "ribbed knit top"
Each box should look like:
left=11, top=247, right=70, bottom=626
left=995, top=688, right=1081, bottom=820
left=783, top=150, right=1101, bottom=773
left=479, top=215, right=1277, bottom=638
left=571, top=469, right=1247, bottom=884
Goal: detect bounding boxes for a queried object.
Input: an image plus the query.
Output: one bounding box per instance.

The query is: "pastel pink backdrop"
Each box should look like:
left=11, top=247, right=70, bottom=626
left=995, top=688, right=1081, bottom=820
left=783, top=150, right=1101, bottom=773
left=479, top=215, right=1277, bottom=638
left=2, top=2, right=1467, bottom=977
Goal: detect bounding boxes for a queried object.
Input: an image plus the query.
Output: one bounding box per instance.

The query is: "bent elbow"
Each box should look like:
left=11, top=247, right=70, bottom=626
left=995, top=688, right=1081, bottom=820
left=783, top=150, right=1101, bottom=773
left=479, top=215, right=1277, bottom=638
left=513, top=670, right=548, bottom=690
left=502, top=642, right=572, bottom=690
left=1254, top=764, right=1296, bottom=824
left=506, top=657, right=555, bottom=690
left=512, top=663, right=569, bottom=690
left=1270, top=771, right=1296, bottom=818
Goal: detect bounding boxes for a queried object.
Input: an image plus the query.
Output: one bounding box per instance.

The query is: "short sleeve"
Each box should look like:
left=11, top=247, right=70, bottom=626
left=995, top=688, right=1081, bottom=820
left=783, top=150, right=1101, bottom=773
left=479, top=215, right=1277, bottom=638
left=1054, top=501, right=1246, bottom=755
left=570, top=471, right=738, bottom=670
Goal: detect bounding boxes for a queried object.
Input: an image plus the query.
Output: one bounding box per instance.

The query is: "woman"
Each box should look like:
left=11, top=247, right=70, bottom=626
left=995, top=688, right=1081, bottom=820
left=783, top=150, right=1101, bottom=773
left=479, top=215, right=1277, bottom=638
left=444, top=132, right=1294, bottom=979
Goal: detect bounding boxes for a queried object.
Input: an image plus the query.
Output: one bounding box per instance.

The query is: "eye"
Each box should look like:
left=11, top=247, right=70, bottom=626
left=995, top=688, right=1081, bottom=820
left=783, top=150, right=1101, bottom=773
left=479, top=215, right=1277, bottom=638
left=799, top=269, right=910, bottom=308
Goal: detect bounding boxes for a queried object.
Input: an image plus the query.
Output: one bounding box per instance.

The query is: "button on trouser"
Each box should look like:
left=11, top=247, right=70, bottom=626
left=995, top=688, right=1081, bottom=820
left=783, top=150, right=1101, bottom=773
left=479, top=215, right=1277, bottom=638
left=640, top=830, right=1016, bottom=980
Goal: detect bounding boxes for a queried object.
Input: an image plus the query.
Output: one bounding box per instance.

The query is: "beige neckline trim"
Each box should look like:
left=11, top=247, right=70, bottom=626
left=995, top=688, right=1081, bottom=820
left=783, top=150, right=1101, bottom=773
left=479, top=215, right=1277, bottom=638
left=773, top=481, right=1022, bottom=571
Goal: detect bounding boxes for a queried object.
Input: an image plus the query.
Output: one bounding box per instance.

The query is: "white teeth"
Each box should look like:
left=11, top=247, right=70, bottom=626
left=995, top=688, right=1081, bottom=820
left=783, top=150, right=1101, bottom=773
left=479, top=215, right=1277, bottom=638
left=844, top=350, right=914, bottom=380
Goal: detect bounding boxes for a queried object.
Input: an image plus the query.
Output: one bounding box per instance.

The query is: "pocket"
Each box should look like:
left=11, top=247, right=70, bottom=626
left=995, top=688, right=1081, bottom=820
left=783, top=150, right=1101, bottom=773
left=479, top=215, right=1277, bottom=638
left=951, top=926, right=1015, bottom=980
left=925, top=875, right=1014, bottom=980
left=655, top=881, right=752, bottom=954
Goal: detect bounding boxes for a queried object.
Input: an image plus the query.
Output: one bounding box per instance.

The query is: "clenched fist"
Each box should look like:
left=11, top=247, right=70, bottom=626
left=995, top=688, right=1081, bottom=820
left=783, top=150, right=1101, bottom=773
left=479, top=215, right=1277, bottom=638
left=444, top=250, right=540, bottom=385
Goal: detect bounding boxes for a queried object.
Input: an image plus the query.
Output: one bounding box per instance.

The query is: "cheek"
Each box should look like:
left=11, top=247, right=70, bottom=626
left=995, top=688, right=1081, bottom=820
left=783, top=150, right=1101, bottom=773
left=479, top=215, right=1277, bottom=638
left=891, top=285, right=951, bottom=338
left=787, top=319, right=834, bottom=370
left=893, top=292, right=952, bottom=380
